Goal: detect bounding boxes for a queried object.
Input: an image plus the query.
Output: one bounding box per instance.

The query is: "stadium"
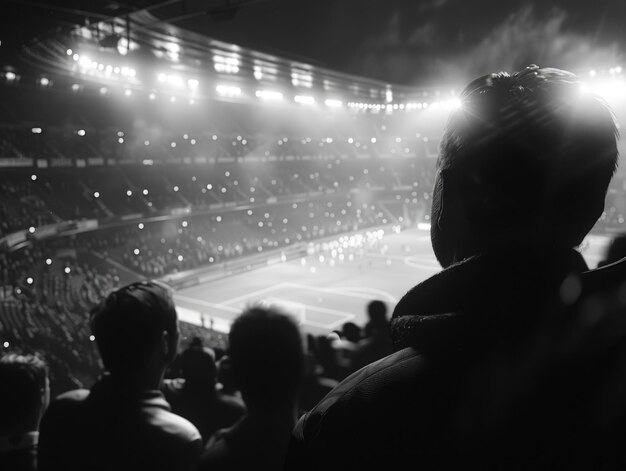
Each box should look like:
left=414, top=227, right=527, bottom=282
left=2, top=1, right=626, bottom=468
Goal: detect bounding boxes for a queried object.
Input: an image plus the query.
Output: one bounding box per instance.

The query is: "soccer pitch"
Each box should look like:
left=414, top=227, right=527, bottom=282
left=173, top=227, right=611, bottom=337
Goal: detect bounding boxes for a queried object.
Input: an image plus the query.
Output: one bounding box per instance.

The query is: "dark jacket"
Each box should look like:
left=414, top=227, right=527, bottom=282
left=161, top=377, right=247, bottom=445
left=286, top=248, right=626, bottom=470
left=38, top=375, right=202, bottom=471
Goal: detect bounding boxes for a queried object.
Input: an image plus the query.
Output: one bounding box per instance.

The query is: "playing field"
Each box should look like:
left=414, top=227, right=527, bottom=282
left=173, top=227, right=612, bottom=337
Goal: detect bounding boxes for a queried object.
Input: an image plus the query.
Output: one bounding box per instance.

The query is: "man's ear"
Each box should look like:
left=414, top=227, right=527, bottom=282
left=160, top=330, right=178, bottom=363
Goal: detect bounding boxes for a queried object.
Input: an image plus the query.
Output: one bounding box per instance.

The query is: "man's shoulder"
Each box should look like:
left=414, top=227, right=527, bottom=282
left=298, top=347, right=425, bottom=430
left=143, top=399, right=202, bottom=444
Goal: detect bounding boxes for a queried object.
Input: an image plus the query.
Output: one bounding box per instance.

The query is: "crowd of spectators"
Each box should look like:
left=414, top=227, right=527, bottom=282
left=4, top=65, right=626, bottom=471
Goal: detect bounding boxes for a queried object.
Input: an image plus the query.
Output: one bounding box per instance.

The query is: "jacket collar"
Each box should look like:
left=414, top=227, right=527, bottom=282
left=390, top=247, right=588, bottom=352
left=88, top=374, right=171, bottom=411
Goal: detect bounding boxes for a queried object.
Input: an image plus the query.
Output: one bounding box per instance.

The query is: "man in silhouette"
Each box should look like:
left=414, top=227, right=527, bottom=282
left=38, top=280, right=202, bottom=471
left=286, top=65, right=625, bottom=469
left=0, top=353, right=49, bottom=471
left=200, top=304, right=304, bottom=471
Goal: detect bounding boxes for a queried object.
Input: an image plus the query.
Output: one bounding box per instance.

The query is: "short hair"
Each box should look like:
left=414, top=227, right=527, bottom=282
left=180, top=345, right=217, bottom=389
left=434, top=65, right=618, bottom=264
left=0, top=353, right=48, bottom=430
left=367, top=300, right=388, bottom=325
left=227, top=305, right=304, bottom=409
left=90, top=280, right=178, bottom=376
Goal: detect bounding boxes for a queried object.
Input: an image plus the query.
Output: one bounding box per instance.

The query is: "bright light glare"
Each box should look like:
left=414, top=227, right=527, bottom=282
left=294, top=95, right=315, bottom=105
left=256, top=90, right=283, bottom=101
left=216, top=85, right=241, bottom=97
left=214, top=54, right=240, bottom=74
left=324, top=99, right=343, bottom=108
left=581, top=79, right=626, bottom=102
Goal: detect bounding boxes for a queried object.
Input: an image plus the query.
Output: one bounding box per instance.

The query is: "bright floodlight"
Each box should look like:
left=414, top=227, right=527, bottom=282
left=325, top=99, right=343, bottom=108
left=216, top=84, right=241, bottom=97
left=117, top=37, right=129, bottom=56
left=291, top=70, right=313, bottom=88
left=187, top=79, right=199, bottom=90
left=214, top=54, right=240, bottom=74
left=586, top=79, right=626, bottom=102
left=294, top=95, right=315, bottom=105
left=77, top=129, right=86, bottom=136
left=256, top=90, right=283, bottom=101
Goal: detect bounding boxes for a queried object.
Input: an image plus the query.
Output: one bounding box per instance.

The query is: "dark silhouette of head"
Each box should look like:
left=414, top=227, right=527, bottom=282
left=341, top=322, right=362, bottom=343
left=227, top=305, right=304, bottom=412
left=0, top=353, right=49, bottom=434
left=366, top=300, right=388, bottom=326
left=432, top=65, right=619, bottom=267
left=90, top=280, right=179, bottom=381
left=180, top=343, right=217, bottom=392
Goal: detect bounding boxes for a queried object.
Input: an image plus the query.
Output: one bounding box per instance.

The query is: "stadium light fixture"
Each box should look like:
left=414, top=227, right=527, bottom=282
left=291, top=70, right=313, bottom=88
left=294, top=95, right=315, bottom=105
left=324, top=99, right=343, bottom=108
left=214, top=54, right=240, bottom=74
left=216, top=84, right=241, bottom=97
left=256, top=90, right=283, bottom=101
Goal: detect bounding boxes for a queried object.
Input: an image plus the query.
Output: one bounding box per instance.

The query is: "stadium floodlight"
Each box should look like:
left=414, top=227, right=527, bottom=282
left=254, top=66, right=263, bottom=80
left=256, top=90, right=283, bottom=101
left=294, top=95, right=315, bottom=105
left=31, top=127, right=42, bottom=134
left=39, top=77, right=50, bottom=86
left=291, top=70, right=313, bottom=88
left=66, top=48, right=73, bottom=55
left=214, top=54, right=240, bottom=74
left=586, top=79, right=626, bottom=103
left=324, top=99, right=343, bottom=108
left=216, top=84, right=241, bottom=97
left=187, top=78, right=199, bottom=90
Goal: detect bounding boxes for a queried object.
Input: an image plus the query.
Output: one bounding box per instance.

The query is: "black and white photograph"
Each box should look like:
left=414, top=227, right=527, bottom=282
left=1, top=1, right=626, bottom=469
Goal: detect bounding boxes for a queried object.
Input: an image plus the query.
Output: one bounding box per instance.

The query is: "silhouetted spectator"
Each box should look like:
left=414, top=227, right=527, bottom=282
left=286, top=65, right=624, bottom=469
left=161, top=339, right=246, bottom=445
left=199, top=304, right=305, bottom=471
left=38, top=280, right=202, bottom=471
left=329, top=321, right=361, bottom=376
left=0, top=353, right=49, bottom=471
left=349, top=300, right=393, bottom=372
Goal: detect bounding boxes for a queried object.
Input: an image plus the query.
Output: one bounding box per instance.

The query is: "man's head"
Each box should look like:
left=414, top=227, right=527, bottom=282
left=227, top=304, right=304, bottom=411
left=180, top=344, right=217, bottom=391
left=432, top=65, right=619, bottom=267
left=90, top=280, right=179, bottom=380
left=0, top=353, right=49, bottom=434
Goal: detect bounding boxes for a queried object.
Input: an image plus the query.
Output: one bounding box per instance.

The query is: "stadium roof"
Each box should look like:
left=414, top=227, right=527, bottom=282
left=3, top=0, right=626, bottom=89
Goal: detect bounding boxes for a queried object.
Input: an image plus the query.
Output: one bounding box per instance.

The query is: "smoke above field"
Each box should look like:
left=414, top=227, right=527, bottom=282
left=348, top=3, right=624, bottom=87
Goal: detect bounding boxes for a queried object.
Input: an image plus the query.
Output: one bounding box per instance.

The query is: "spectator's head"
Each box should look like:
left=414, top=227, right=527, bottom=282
left=341, top=321, right=362, bottom=343
left=598, top=234, right=626, bottom=267
left=0, top=353, right=49, bottom=434
left=432, top=65, right=619, bottom=267
left=366, top=300, right=388, bottom=326
left=180, top=344, right=217, bottom=392
left=227, top=305, right=304, bottom=412
left=90, top=280, right=179, bottom=383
